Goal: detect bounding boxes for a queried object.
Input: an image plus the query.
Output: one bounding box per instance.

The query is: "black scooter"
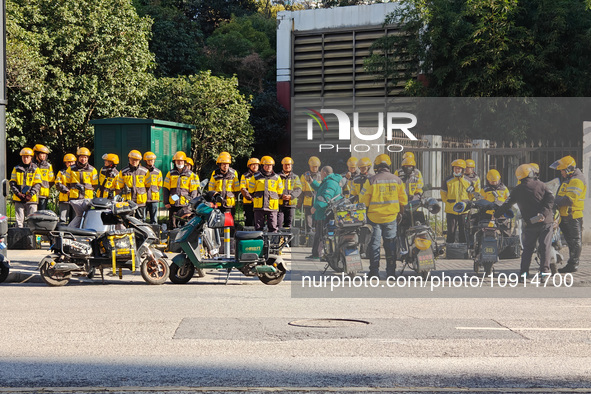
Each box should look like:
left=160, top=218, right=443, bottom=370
left=28, top=198, right=170, bottom=286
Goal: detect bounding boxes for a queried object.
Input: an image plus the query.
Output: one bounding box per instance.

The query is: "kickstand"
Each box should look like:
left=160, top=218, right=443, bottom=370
left=100, top=267, right=105, bottom=284
left=224, top=268, right=232, bottom=285
left=322, top=263, right=329, bottom=274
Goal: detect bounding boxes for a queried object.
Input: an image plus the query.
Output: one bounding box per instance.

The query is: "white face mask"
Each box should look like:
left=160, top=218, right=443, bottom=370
left=453, top=170, right=463, bottom=177
left=176, top=163, right=185, bottom=170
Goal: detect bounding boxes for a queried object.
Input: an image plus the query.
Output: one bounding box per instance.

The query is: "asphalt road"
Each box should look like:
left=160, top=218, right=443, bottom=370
left=0, top=247, right=590, bottom=393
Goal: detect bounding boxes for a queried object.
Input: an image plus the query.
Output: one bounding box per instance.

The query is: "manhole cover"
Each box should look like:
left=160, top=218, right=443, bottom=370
left=288, top=318, right=371, bottom=328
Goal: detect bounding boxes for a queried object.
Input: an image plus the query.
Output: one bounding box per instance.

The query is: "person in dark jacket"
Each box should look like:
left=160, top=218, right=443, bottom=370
left=306, top=166, right=342, bottom=259
left=495, top=164, right=555, bottom=278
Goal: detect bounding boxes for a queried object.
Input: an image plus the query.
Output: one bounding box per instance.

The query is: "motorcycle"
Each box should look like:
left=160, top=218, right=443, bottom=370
left=453, top=198, right=514, bottom=275
left=396, top=196, right=444, bottom=279
left=321, top=196, right=366, bottom=276
left=0, top=213, right=9, bottom=283
left=169, top=192, right=292, bottom=285
left=27, top=198, right=170, bottom=286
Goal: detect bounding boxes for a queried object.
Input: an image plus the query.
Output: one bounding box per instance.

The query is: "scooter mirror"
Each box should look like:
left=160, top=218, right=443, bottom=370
left=453, top=201, right=467, bottom=214
left=426, top=198, right=441, bottom=214
left=200, top=179, right=209, bottom=188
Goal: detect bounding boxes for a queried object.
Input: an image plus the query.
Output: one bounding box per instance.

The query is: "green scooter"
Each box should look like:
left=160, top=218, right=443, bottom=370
left=169, top=191, right=292, bottom=285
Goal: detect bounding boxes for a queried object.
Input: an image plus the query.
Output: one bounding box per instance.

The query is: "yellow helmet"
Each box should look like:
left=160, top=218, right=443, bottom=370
left=143, top=151, right=157, bottom=161
left=186, top=157, right=194, bottom=166
left=172, top=151, right=187, bottom=161
left=128, top=150, right=142, bottom=160
left=516, top=164, right=534, bottom=181
left=403, top=152, right=415, bottom=160
left=346, top=157, right=358, bottom=168
left=102, top=153, right=120, bottom=165
left=486, top=169, right=501, bottom=183
left=281, top=157, right=293, bottom=165
left=451, top=159, right=466, bottom=169
left=529, top=163, right=540, bottom=173
left=248, top=158, right=261, bottom=167
left=401, top=157, right=416, bottom=167
left=359, top=157, right=372, bottom=168
left=63, top=153, right=76, bottom=163
left=260, top=156, right=275, bottom=165
left=33, top=144, right=50, bottom=154
left=550, top=155, right=576, bottom=171
left=20, top=147, right=34, bottom=156
left=77, top=147, right=91, bottom=157
left=374, top=154, right=392, bottom=167
left=217, top=152, right=232, bottom=164
left=466, top=159, right=476, bottom=168
left=308, top=156, right=321, bottom=167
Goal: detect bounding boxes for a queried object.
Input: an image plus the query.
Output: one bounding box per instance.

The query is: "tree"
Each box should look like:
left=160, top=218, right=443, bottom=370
left=6, top=0, right=154, bottom=160
left=249, top=88, right=289, bottom=156
left=134, top=0, right=205, bottom=77
left=189, top=0, right=259, bottom=37
left=143, top=72, right=254, bottom=174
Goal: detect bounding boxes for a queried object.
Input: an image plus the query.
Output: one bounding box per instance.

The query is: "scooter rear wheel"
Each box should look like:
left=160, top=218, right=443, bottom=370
left=258, top=257, right=286, bottom=285
left=169, top=262, right=195, bottom=284
left=140, top=258, right=169, bottom=285
left=39, top=256, right=71, bottom=286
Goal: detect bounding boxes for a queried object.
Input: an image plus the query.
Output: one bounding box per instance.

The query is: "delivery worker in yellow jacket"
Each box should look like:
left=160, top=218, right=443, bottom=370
left=33, top=144, right=55, bottom=211
left=67, top=147, right=99, bottom=227
left=278, top=157, right=302, bottom=229
left=341, top=157, right=359, bottom=198
left=209, top=152, right=240, bottom=217
left=359, top=154, right=408, bottom=279
left=441, top=159, right=472, bottom=243
left=350, top=157, right=372, bottom=201
left=97, top=153, right=119, bottom=199
left=143, top=152, right=163, bottom=225
left=55, top=154, right=76, bottom=223
left=240, top=158, right=260, bottom=227
left=163, top=151, right=197, bottom=228
left=300, top=156, right=322, bottom=231
left=395, top=152, right=424, bottom=201
left=482, top=169, right=509, bottom=220
left=117, top=150, right=149, bottom=219
left=464, top=159, right=481, bottom=195
left=248, top=156, right=284, bottom=232
left=551, top=155, right=587, bottom=273
left=10, top=148, right=42, bottom=227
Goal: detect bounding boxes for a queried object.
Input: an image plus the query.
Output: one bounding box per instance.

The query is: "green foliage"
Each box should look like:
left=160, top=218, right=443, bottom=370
left=6, top=0, right=154, bottom=160
left=134, top=0, right=205, bottom=77
left=143, top=72, right=254, bottom=173
left=249, top=88, right=289, bottom=155
left=190, top=0, right=259, bottom=37
left=366, top=0, right=591, bottom=98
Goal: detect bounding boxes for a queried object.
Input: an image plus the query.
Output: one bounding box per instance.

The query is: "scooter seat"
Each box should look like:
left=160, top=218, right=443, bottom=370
left=56, top=224, right=98, bottom=237
left=235, top=231, right=263, bottom=240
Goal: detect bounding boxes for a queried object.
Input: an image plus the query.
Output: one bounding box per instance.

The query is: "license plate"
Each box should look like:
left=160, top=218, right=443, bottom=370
left=417, top=250, right=435, bottom=269
left=344, top=248, right=363, bottom=272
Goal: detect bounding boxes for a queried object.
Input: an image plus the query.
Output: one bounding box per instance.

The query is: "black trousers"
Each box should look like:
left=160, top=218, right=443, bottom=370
left=311, top=219, right=324, bottom=257
left=560, top=217, right=583, bottom=267
left=277, top=205, right=295, bottom=229
left=521, top=223, right=553, bottom=273
left=446, top=214, right=466, bottom=243
left=243, top=203, right=254, bottom=227
left=254, top=210, right=278, bottom=233
left=146, top=202, right=158, bottom=224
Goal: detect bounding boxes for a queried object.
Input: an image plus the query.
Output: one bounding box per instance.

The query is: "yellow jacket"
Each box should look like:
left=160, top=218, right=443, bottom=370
left=556, top=169, right=586, bottom=219
left=145, top=167, right=164, bottom=203
left=300, top=171, right=322, bottom=207
left=395, top=168, right=424, bottom=197
left=163, top=168, right=197, bottom=207
left=66, top=163, right=98, bottom=200
left=117, top=165, right=149, bottom=206
left=9, top=164, right=42, bottom=203
left=97, top=166, right=119, bottom=199
left=55, top=168, right=71, bottom=202
left=483, top=183, right=509, bottom=216
left=279, top=171, right=302, bottom=207
left=209, top=168, right=240, bottom=208
left=36, top=161, right=55, bottom=198
left=240, top=171, right=258, bottom=205
left=359, top=168, right=408, bottom=224
left=441, top=175, right=472, bottom=215
left=248, top=171, right=285, bottom=211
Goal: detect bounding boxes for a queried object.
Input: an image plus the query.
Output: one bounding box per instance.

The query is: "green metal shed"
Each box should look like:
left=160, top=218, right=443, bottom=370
left=90, top=118, right=195, bottom=173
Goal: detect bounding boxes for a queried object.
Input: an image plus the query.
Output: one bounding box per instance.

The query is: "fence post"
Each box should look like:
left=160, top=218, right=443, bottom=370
left=472, top=139, right=490, bottom=180
left=583, top=122, right=591, bottom=243
left=423, top=135, right=442, bottom=200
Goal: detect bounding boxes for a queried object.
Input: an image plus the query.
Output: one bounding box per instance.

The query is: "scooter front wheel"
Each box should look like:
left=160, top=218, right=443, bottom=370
left=258, top=257, right=286, bottom=285
left=140, top=258, right=169, bottom=285
left=169, top=262, right=195, bottom=284
left=39, top=256, right=71, bottom=286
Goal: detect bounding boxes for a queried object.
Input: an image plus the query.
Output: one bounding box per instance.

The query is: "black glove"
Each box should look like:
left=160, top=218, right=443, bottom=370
left=75, top=183, right=85, bottom=192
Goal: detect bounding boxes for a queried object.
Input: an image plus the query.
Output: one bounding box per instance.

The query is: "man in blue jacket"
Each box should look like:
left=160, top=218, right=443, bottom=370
left=306, top=166, right=342, bottom=259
